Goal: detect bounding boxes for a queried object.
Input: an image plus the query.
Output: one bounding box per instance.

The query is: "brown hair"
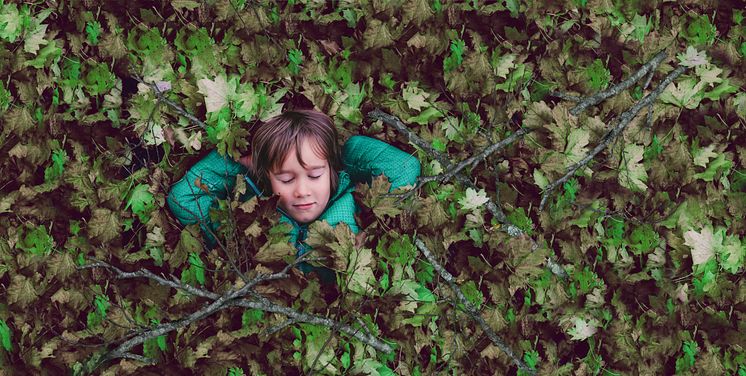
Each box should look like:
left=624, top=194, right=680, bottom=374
left=250, top=110, right=341, bottom=195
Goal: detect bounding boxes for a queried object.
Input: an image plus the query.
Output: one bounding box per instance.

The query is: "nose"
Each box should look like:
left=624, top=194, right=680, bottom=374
left=293, top=181, right=310, bottom=197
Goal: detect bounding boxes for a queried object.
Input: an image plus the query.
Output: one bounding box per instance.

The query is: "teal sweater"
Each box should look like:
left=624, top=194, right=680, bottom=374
left=167, top=135, right=421, bottom=273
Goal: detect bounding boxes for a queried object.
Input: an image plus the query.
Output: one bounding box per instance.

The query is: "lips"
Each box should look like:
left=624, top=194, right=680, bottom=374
left=293, top=203, right=315, bottom=210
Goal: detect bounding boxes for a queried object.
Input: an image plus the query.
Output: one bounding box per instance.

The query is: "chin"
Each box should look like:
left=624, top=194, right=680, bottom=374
left=293, top=212, right=321, bottom=224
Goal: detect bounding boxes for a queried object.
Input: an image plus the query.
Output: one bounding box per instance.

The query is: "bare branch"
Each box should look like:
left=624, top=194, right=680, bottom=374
left=77, top=256, right=393, bottom=373
left=230, top=296, right=393, bottom=353
left=115, top=352, right=156, bottom=364
left=425, top=127, right=531, bottom=186
left=539, top=64, right=687, bottom=210
left=548, top=91, right=582, bottom=102
left=413, top=238, right=535, bottom=375
left=131, top=75, right=209, bottom=129
left=263, top=318, right=299, bottom=337
left=569, top=50, right=668, bottom=116
left=368, top=109, right=443, bottom=160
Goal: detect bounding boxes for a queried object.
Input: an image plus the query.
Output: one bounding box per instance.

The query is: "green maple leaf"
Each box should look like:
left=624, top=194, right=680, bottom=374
left=0, top=80, right=11, bottom=113
left=692, top=261, right=717, bottom=295
left=523, top=350, right=539, bottom=369
left=188, top=252, right=206, bottom=285
left=125, top=184, right=155, bottom=222
left=0, top=319, right=11, bottom=351
left=703, top=79, right=738, bottom=101
left=507, top=207, right=534, bottom=235
left=0, top=3, right=23, bottom=42
left=234, top=83, right=260, bottom=121
left=18, top=224, right=54, bottom=256
left=630, top=14, right=651, bottom=42
left=629, top=224, right=659, bottom=255
left=495, top=63, right=531, bottom=92
left=693, top=153, right=732, bottom=182
left=24, top=39, right=61, bottom=68
left=618, top=144, right=648, bottom=192
left=684, top=15, right=716, bottom=46
left=505, top=0, right=520, bottom=17
left=175, top=27, right=211, bottom=56
left=44, top=148, right=68, bottom=183
left=443, top=38, right=466, bottom=73
left=407, top=106, right=443, bottom=125
left=85, top=20, right=101, bottom=45
left=718, top=231, right=744, bottom=274
left=735, top=92, right=746, bottom=120
left=644, top=135, right=664, bottom=161
left=338, top=82, right=366, bottom=124
left=84, top=62, right=116, bottom=96
left=379, top=72, right=396, bottom=90
left=585, top=59, right=611, bottom=91
left=460, top=280, right=484, bottom=309
left=675, top=340, right=699, bottom=373
left=287, top=48, right=303, bottom=75
left=206, top=108, right=231, bottom=144
left=242, top=309, right=264, bottom=328
left=127, top=27, right=166, bottom=56
left=415, top=259, right=434, bottom=284
left=93, top=294, right=110, bottom=317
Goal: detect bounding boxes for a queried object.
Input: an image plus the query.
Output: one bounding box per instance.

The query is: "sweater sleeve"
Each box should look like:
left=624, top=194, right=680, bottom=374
left=342, top=135, right=421, bottom=191
left=166, top=150, right=261, bottom=246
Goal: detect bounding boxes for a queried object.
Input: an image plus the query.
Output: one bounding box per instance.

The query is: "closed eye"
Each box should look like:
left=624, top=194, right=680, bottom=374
left=280, top=175, right=322, bottom=184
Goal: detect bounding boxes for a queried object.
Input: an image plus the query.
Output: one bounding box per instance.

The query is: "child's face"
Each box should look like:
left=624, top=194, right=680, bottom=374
left=269, top=138, right=331, bottom=224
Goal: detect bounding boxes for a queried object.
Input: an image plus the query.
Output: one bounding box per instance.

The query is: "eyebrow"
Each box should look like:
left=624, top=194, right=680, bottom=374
left=275, top=165, right=326, bottom=174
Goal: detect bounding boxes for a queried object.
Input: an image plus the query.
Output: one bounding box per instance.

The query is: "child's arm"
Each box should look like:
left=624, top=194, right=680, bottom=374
left=342, top=135, right=421, bottom=191
left=167, top=150, right=259, bottom=246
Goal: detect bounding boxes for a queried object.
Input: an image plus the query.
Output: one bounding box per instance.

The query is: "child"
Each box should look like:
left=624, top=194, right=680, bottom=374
left=167, top=109, right=421, bottom=280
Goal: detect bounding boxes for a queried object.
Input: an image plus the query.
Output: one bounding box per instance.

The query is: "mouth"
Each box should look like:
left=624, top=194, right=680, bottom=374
left=293, top=203, right=315, bottom=210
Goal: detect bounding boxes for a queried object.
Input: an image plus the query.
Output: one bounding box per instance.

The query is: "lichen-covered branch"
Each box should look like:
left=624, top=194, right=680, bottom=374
left=421, top=127, right=531, bottom=187
left=539, top=64, right=688, bottom=210
left=564, top=50, right=668, bottom=116
left=77, top=256, right=393, bottom=374
left=414, top=238, right=535, bottom=375
left=369, top=109, right=568, bottom=279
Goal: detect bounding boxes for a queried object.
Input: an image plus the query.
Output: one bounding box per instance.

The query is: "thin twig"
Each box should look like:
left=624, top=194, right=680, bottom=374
left=539, top=64, right=687, bottom=210
left=368, top=109, right=444, bottom=161
left=413, top=238, right=535, bottom=375
left=548, top=91, right=582, bottom=102
left=263, top=318, right=299, bottom=337
left=231, top=296, right=393, bottom=354
left=569, top=50, right=667, bottom=116
left=131, top=75, right=209, bottom=129
left=426, top=127, right=531, bottom=187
